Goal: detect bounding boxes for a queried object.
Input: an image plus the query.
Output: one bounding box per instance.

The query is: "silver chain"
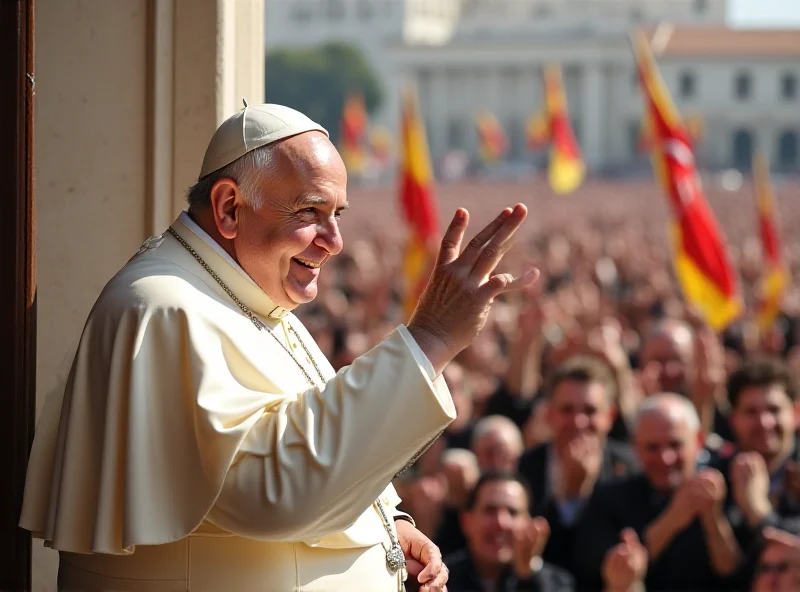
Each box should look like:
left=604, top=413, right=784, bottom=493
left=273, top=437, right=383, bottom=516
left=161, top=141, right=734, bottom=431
left=167, top=227, right=326, bottom=387
left=167, top=226, right=406, bottom=574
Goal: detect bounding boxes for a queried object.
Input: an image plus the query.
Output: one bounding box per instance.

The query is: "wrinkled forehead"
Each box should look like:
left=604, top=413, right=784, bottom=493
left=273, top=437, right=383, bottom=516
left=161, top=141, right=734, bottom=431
left=642, top=331, right=693, bottom=363
left=270, top=131, right=345, bottom=180
left=635, top=409, right=694, bottom=443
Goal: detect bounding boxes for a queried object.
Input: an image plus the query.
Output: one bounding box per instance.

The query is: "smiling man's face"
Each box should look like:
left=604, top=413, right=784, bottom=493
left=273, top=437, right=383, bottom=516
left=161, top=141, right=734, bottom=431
left=233, top=131, right=349, bottom=308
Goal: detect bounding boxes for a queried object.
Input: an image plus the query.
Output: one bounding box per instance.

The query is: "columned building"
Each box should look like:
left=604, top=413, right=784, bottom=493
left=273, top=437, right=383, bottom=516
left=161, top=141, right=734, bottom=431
left=266, top=0, right=800, bottom=173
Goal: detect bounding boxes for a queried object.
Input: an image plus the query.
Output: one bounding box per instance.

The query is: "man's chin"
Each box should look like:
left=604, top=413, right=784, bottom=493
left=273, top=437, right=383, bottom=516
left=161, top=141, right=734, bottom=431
left=285, top=284, right=318, bottom=305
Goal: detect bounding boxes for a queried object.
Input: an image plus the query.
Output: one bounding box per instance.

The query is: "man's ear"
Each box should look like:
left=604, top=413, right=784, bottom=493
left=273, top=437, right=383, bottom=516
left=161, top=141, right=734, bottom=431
left=209, top=178, right=243, bottom=240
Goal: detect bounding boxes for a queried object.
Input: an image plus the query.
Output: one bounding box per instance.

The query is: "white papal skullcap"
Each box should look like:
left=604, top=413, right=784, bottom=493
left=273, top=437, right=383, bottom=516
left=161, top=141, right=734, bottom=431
left=198, top=100, right=329, bottom=179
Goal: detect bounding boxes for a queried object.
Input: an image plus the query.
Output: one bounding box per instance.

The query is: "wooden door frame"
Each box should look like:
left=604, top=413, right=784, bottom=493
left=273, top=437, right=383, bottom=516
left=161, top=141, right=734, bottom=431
left=0, top=0, right=36, bottom=589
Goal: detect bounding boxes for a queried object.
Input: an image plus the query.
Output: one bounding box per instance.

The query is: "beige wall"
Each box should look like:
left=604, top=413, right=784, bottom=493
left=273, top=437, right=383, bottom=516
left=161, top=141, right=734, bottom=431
left=32, top=0, right=263, bottom=589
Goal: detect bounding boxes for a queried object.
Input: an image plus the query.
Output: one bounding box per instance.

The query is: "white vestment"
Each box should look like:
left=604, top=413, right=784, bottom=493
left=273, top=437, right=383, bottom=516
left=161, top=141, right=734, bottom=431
left=19, top=213, right=456, bottom=591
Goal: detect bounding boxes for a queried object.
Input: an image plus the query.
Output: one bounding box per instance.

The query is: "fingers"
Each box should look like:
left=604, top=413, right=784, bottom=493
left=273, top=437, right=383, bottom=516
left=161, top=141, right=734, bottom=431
left=763, top=527, right=800, bottom=550
left=436, top=208, right=470, bottom=267
left=457, top=207, right=513, bottom=268
left=530, top=516, right=551, bottom=554
left=480, top=267, right=541, bottom=301
left=416, top=544, right=444, bottom=584
left=467, top=204, right=528, bottom=280
left=419, top=560, right=448, bottom=592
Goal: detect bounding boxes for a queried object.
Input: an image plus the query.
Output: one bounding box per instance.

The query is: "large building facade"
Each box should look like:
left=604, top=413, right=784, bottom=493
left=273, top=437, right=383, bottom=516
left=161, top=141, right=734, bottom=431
left=266, top=0, right=800, bottom=173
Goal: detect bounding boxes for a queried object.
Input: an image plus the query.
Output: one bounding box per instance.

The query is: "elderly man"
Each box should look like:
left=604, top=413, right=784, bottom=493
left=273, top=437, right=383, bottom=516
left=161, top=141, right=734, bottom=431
left=573, top=393, right=742, bottom=591
left=471, top=415, right=525, bottom=473
left=638, top=318, right=734, bottom=445
left=19, top=104, right=538, bottom=591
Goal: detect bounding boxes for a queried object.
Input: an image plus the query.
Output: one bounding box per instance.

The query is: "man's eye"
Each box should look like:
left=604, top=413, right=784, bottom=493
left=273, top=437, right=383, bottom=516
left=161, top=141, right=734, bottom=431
left=334, top=210, right=343, bottom=219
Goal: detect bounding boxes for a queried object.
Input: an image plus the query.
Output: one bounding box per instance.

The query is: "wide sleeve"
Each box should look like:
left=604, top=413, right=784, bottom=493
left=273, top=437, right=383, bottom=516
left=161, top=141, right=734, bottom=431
left=19, top=290, right=454, bottom=555
left=205, top=326, right=454, bottom=542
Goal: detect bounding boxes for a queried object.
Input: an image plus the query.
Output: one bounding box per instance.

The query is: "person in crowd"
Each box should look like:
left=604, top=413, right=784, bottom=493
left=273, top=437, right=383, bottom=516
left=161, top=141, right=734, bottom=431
left=752, top=527, right=800, bottom=592
left=435, top=448, right=481, bottom=557
left=471, top=415, right=525, bottom=474
left=719, top=355, right=800, bottom=535
left=517, top=354, right=638, bottom=571
left=444, top=472, right=575, bottom=592
left=573, top=393, right=742, bottom=591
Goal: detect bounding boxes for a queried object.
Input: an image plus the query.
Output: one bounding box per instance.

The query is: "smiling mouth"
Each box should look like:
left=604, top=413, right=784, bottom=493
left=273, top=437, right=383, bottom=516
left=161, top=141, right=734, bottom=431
left=293, top=258, right=321, bottom=270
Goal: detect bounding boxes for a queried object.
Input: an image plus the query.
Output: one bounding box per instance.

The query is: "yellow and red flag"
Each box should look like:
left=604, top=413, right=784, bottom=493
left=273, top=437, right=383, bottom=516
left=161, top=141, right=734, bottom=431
left=527, top=65, right=585, bottom=195
left=475, top=111, right=508, bottom=164
left=340, top=92, right=369, bottom=175
left=753, top=152, right=787, bottom=329
left=525, top=111, right=550, bottom=150
left=368, top=125, right=393, bottom=167
left=632, top=32, right=741, bottom=330
left=639, top=110, right=704, bottom=154
left=399, top=86, right=439, bottom=319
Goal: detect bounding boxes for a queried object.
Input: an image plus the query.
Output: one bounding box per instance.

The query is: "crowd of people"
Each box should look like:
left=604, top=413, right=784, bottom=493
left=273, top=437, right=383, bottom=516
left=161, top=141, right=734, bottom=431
left=297, top=175, right=800, bottom=591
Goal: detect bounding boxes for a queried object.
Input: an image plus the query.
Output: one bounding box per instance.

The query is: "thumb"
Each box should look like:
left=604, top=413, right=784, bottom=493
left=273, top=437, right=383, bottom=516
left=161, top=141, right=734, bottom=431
left=620, top=528, right=640, bottom=545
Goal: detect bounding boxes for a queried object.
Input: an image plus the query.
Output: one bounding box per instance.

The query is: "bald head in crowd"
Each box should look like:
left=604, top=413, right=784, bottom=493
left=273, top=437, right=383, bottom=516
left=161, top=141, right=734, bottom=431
left=640, top=319, right=696, bottom=396
left=633, top=392, right=702, bottom=492
left=471, top=415, right=524, bottom=473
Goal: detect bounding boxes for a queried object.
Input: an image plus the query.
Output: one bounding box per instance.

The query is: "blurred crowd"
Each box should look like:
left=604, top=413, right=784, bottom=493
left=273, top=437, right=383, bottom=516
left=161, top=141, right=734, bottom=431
left=298, top=176, right=800, bottom=592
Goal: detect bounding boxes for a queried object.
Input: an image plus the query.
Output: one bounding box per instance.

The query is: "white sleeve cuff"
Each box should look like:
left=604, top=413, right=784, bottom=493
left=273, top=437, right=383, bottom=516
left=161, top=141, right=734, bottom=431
left=397, top=325, right=437, bottom=381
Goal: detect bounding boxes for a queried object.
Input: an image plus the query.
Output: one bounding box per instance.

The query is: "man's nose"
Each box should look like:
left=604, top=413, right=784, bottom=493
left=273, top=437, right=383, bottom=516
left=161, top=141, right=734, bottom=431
left=660, top=449, right=677, bottom=466
left=315, top=218, right=343, bottom=255
left=759, top=412, right=778, bottom=431
left=572, top=413, right=590, bottom=430
left=495, top=510, right=514, bottom=530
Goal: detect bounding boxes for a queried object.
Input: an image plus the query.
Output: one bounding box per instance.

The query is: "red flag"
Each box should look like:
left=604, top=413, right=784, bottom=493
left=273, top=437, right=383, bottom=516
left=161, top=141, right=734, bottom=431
left=633, top=31, right=741, bottom=330
left=399, top=86, right=439, bottom=319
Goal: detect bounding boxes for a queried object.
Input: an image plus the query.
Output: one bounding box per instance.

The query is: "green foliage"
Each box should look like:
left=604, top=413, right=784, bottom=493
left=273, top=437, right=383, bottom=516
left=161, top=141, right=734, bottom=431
left=265, top=41, right=384, bottom=145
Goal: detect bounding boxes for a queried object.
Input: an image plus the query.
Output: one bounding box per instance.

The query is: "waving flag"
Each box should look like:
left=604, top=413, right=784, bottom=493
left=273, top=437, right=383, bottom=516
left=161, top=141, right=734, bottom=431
left=399, top=85, right=439, bottom=319
left=639, top=110, right=704, bottom=154
left=526, top=65, right=585, bottom=194
left=340, top=92, right=369, bottom=175
left=753, top=152, right=787, bottom=330
left=632, top=31, right=741, bottom=330
left=475, top=111, right=508, bottom=164
left=369, top=125, right=393, bottom=167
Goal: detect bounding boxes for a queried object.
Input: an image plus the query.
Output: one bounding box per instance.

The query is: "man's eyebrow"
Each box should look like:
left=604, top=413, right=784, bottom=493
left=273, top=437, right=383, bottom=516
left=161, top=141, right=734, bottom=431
left=297, top=195, right=350, bottom=209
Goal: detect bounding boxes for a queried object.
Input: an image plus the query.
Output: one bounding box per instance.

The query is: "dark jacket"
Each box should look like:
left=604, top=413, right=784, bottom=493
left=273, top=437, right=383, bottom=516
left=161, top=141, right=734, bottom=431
left=441, top=548, right=575, bottom=592
left=711, top=443, right=800, bottom=588
left=517, top=440, right=639, bottom=572
left=572, top=474, right=740, bottom=592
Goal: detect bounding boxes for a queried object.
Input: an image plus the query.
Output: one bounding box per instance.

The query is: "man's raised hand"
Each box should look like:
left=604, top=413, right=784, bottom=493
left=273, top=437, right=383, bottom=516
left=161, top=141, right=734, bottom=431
left=408, top=205, right=540, bottom=375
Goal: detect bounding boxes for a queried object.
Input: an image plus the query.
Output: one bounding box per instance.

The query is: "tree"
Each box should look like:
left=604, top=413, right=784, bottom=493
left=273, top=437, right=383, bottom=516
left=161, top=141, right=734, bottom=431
left=265, top=41, right=384, bottom=145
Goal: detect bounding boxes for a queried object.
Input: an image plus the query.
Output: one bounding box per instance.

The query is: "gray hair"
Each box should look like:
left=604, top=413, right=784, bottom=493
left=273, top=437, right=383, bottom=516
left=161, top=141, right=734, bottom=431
left=441, top=447, right=479, bottom=470
left=633, top=392, right=701, bottom=434
left=471, top=415, right=524, bottom=451
left=186, top=144, right=276, bottom=210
